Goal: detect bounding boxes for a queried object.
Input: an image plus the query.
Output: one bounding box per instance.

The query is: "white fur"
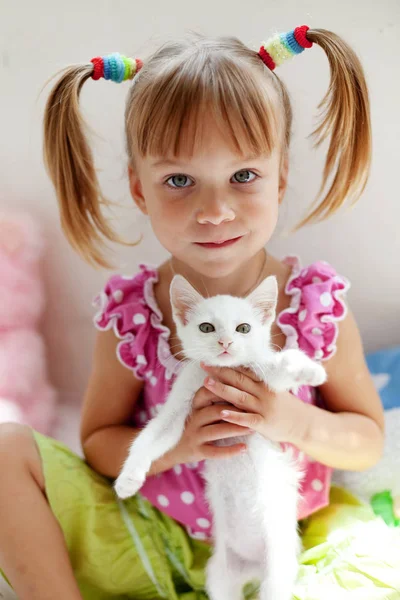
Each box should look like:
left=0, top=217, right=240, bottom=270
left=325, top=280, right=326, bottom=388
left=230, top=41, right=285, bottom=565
left=115, top=275, right=326, bottom=600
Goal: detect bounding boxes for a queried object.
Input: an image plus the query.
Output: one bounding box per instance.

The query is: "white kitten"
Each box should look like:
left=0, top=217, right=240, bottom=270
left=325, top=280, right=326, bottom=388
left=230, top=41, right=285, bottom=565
left=115, top=275, right=326, bottom=600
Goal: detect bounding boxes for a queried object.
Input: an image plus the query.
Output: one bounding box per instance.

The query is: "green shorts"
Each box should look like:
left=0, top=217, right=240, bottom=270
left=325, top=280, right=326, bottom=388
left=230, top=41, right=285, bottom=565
left=2, top=432, right=400, bottom=599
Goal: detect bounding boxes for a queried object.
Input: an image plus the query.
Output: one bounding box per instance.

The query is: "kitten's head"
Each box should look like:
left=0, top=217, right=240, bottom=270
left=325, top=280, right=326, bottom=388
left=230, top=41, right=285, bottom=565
left=170, top=275, right=278, bottom=366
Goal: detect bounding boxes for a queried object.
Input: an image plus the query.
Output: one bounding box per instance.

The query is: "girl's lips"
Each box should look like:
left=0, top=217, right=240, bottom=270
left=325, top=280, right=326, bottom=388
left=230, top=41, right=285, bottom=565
left=195, top=236, right=243, bottom=249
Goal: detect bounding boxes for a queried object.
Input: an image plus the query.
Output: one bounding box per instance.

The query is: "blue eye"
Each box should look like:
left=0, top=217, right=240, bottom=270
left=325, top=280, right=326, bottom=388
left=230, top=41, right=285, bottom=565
left=166, top=175, right=193, bottom=188
left=232, top=170, right=257, bottom=184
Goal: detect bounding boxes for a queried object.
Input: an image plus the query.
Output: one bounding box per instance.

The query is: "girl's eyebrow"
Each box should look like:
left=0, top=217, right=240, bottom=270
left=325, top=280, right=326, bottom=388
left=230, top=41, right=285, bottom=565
left=150, top=155, right=266, bottom=169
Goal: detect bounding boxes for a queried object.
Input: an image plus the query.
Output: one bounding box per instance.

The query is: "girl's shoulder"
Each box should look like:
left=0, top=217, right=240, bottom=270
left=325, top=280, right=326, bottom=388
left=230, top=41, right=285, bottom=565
left=93, top=264, right=178, bottom=381
left=277, top=256, right=350, bottom=362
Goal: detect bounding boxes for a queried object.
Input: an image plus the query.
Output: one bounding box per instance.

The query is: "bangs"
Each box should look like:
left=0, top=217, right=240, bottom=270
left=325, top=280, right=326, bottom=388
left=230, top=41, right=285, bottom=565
left=128, top=50, right=283, bottom=160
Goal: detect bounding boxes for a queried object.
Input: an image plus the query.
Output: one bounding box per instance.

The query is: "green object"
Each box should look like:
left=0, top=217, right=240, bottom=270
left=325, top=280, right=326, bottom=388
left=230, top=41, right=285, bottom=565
left=371, top=490, right=400, bottom=527
left=2, top=433, right=400, bottom=599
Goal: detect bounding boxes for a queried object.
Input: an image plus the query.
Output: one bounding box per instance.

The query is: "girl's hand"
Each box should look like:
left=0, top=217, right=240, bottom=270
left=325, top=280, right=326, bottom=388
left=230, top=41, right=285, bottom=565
left=202, top=364, right=306, bottom=444
left=171, top=386, right=253, bottom=465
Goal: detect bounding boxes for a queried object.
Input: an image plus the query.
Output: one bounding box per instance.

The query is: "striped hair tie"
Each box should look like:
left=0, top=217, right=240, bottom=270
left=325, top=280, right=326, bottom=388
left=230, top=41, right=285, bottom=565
left=258, top=25, right=313, bottom=71
left=90, top=53, right=143, bottom=82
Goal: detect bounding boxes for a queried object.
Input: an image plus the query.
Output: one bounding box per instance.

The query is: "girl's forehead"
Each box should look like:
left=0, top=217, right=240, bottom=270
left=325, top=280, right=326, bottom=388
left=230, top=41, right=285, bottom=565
left=136, top=109, right=280, bottom=171
left=151, top=122, right=245, bottom=161
left=145, top=130, right=278, bottom=173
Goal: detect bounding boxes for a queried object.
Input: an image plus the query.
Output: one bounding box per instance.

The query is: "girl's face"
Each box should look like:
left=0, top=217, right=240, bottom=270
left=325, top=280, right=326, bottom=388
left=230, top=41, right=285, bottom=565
left=129, top=120, right=287, bottom=279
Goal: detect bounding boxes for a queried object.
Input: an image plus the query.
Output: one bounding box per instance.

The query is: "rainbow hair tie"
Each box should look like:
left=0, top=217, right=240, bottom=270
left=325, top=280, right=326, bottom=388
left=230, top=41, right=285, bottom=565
left=90, top=53, right=143, bottom=82
left=258, top=25, right=313, bottom=70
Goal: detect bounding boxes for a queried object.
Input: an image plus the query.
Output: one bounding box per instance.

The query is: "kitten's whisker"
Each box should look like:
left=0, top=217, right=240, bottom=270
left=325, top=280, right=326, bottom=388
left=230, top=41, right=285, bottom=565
left=171, top=350, right=205, bottom=366
left=252, top=362, right=266, bottom=380
left=269, top=343, right=282, bottom=352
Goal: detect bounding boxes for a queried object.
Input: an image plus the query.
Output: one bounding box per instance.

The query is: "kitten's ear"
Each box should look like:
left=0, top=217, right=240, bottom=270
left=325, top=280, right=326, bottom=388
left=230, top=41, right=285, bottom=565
left=247, top=276, right=278, bottom=324
left=170, top=275, right=202, bottom=326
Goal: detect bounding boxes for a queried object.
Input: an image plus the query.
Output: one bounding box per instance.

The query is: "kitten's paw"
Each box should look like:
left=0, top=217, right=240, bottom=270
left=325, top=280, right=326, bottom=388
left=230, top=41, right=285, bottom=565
left=280, top=350, right=327, bottom=388
left=114, top=468, right=146, bottom=499
left=289, top=361, right=327, bottom=387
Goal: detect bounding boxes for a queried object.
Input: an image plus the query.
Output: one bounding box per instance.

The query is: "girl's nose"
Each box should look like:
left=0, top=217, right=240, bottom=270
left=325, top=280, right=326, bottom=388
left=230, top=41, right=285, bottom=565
left=196, top=192, right=235, bottom=225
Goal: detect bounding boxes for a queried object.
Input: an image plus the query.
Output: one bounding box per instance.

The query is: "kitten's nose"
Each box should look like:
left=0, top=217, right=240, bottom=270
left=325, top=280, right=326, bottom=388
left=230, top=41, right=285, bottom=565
left=218, top=339, right=233, bottom=350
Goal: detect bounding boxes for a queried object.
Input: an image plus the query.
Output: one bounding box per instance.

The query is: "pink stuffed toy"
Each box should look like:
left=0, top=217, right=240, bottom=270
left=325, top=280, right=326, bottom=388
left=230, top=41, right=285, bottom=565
left=0, top=212, right=57, bottom=434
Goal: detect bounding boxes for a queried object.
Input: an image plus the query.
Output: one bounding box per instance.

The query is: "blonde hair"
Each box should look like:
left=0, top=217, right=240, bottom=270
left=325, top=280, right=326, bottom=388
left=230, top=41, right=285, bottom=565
left=43, top=29, right=371, bottom=267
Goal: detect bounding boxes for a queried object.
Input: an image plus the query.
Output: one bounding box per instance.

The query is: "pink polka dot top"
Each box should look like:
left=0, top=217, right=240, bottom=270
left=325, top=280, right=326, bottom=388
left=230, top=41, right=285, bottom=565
left=93, top=256, right=350, bottom=541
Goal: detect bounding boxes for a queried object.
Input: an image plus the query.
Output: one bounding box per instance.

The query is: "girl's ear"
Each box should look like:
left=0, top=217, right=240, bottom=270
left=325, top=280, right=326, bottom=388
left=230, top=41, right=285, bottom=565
left=278, top=154, right=289, bottom=205
left=128, top=166, right=148, bottom=215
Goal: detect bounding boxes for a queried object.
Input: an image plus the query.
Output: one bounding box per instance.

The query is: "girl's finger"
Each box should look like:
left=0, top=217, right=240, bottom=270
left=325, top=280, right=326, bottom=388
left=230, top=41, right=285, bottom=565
left=204, top=378, right=259, bottom=412
left=195, top=403, right=240, bottom=427
left=192, top=386, right=220, bottom=410
left=233, top=365, right=263, bottom=383
left=220, top=409, right=264, bottom=430
left=199, top=423, right=253, bottom=443
left=201, top=443, right=248, bottom=460
left=202, top=365, right=260, bottom=395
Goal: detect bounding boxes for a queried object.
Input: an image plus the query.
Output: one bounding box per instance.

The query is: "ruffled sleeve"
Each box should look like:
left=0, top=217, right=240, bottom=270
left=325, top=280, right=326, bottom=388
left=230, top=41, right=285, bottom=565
left=93, top=265, right=162, bottom=379
left=277, top=257, right=350, bottom=361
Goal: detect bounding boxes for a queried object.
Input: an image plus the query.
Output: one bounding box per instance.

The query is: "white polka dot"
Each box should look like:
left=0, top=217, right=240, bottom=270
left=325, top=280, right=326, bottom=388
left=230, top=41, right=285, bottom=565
left=320, top=292, right=332, bottom=307
left=299, top=309, right=307, bottom=322
left=150, top=376, right=158, bottom=386
left=136, top=355, right=146, bottom=365
left=301, top=269, right=308, bottom=277
left=311, top=479, right=324, bottom=492
left=187, top=462, right=199, bottom=469
left=196, top=518, right=211, bottom=529
left=133, top=313, right=146, bottom=325
left=112, top=290, right=124, bottom=303
left=314, top=349, right=324, bottom=360
left=312, top=277, right=322, bottom=284
left=312, top=327, right=322, bottom=336
left=157, top=495, right=169, bottom=507
left=181, top=491, right=195, bottom=504
left=192, top=531, right=207, bottom=540
left=174, top=465, right=183, bottom=475
left=145, top=370, right=153, bottom=379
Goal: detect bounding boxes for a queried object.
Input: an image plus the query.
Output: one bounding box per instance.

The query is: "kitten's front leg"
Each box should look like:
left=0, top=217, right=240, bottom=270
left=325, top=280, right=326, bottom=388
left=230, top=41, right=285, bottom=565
left=267, top=348, right=326, bottom=393
left=115, top=365, right=200, bottom=499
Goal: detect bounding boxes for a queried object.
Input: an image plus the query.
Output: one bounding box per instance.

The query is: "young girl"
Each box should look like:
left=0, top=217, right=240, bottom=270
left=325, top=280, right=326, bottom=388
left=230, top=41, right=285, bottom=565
left=0, top=26, right=386, bottom=600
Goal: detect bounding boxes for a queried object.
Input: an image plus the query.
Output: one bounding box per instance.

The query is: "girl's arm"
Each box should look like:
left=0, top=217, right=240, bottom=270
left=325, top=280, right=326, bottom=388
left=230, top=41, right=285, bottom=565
left=80, top=329, right=181, bottom=478
left=293, top=308, right=385, bottom=470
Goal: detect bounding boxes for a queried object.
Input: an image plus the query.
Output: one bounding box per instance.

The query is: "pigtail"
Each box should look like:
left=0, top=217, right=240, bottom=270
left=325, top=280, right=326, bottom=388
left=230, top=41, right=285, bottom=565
left=43, top=64, right=125, bottom=268
left=297, top=29, right=371, bottom=227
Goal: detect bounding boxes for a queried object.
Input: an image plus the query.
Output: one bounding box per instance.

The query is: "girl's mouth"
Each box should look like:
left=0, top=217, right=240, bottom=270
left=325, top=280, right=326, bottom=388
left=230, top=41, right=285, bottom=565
left=195, top=236, right=243, bottom=249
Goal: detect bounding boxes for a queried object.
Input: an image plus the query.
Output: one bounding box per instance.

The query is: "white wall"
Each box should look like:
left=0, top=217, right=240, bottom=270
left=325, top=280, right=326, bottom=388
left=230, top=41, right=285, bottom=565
left=1, top=0, right=399, bottom=404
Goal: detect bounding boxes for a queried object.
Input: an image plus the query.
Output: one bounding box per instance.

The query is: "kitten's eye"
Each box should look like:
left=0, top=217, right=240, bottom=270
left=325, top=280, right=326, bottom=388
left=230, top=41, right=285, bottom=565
left=236, top=323, right=251, bottom=334
left=199, top=322, right=215, bottom=333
